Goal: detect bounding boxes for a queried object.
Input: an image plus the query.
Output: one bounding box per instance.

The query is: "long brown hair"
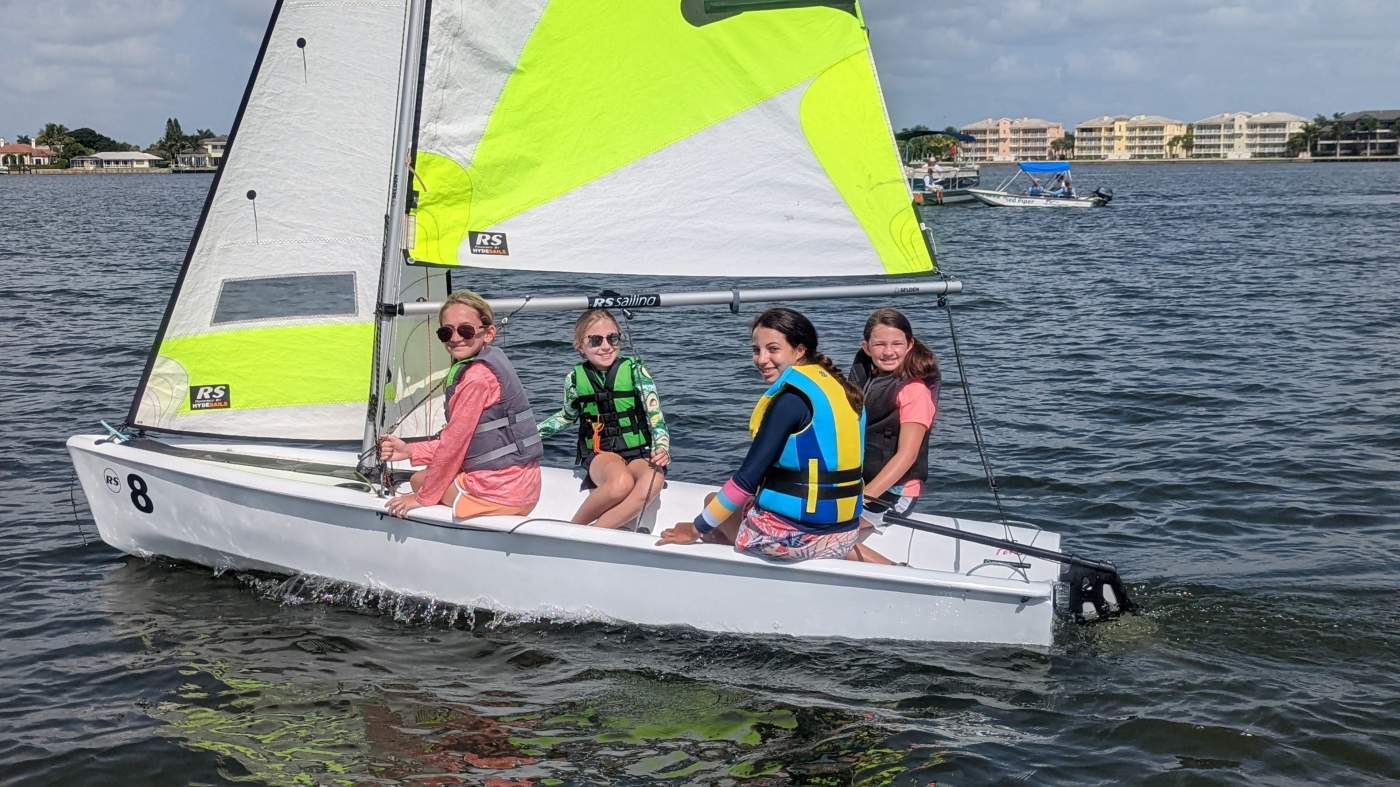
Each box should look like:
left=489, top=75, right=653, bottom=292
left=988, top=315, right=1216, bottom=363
left=856, top=308, right=939, bottom=381
left=751, top=307, right=863, bottom=412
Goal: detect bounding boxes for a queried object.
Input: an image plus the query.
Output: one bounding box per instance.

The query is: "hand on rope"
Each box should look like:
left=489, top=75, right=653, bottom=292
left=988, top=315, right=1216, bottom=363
left=378, top=434, right=410, bottom=461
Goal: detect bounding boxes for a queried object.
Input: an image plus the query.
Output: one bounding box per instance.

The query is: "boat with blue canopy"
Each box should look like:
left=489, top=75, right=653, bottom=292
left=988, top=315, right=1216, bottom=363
left=968, top=161, right=1113, bottom=208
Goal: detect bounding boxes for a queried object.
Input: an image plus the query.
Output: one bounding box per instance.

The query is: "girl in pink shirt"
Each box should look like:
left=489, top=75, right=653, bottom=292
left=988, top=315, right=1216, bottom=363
left=378, top=291, right=543, bottom=520
left=847, top=308, right=940, bottom=563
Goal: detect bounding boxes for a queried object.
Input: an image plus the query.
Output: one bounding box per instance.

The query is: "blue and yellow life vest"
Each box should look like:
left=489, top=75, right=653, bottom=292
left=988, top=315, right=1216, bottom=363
left=749, top=364, right=865, bottom=525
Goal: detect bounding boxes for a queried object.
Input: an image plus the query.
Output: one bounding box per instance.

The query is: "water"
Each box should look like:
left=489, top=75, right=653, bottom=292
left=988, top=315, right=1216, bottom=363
left=2, top=163, right=1398, bottom=784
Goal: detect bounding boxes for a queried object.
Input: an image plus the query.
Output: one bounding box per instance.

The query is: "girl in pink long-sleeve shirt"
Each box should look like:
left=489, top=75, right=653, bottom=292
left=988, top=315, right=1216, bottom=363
left=378, top=292, right=542, bottom=520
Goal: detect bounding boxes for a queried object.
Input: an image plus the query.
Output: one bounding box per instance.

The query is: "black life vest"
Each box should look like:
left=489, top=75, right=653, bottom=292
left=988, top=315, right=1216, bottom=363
left=570, top=357, right=651, bottom=461
left=850, top=353, right=939, bottom=487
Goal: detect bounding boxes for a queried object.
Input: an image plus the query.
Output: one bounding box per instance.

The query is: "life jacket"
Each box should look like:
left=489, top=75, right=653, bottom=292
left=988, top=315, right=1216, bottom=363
left=443, top=345, right=543, bottom=471
left=850, top=354, right=939, bottom=487
left=749, top=364, right=865, bottom=526
left=570, top=357, right=651, bottom=460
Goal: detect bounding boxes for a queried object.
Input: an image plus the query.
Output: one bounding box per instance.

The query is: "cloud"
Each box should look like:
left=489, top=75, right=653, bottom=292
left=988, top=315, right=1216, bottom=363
left=219, top=0, right=277, bottom=43
left=867, top=0, right=1400, bottom=128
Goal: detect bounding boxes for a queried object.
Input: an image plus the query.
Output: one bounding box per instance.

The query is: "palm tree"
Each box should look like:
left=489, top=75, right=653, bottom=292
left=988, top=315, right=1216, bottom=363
left=1358, top=117, right=1380, bottom=157
left=35, top=122, right=70, bottom=152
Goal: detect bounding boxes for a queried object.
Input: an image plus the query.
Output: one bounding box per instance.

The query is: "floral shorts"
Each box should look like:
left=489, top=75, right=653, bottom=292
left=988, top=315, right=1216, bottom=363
left=733, top=506, right=860, bottom=562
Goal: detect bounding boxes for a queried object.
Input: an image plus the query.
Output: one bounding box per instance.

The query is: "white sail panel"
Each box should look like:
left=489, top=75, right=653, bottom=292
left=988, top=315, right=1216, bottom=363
left=409, top=1, right=933, bottom=277
left=130, top=0, right=411, bottom=442
left=482, top=83, right=887, bottom=277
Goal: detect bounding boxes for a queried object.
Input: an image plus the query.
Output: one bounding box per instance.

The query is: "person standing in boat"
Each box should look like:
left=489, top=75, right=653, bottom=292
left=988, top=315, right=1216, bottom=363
left=379, top=291, right=543, bottom=519
left=537, top=308, right=671, bottom=528
left=845, top=308, right=940, bottom=564
left=656, top=308, right=865, bottom=561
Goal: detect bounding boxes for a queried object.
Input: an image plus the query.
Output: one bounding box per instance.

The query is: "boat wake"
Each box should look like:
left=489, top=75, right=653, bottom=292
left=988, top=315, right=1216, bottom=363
left=233, top=570, right=617, bottom=631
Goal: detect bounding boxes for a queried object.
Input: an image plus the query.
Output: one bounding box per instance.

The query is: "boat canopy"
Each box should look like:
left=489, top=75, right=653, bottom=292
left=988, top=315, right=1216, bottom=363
left=895, top=128, right=976, bottom=143
left=1019, top=161, right=1071, bottom=174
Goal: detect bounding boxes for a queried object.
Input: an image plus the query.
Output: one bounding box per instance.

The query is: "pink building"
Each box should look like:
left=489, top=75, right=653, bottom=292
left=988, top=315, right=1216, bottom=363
left=959, top=117, right=1065, bottom=162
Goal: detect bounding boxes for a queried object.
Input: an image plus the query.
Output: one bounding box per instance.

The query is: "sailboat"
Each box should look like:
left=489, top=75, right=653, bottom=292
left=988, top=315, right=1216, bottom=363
left=67, top=0, right=1130, bottom=648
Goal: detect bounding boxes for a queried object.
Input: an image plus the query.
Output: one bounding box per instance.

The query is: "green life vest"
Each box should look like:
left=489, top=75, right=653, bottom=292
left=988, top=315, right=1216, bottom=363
left=571, top=357, right=651, bottom=459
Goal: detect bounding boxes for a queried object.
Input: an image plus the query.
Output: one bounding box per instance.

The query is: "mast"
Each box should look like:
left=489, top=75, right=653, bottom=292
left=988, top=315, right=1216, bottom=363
left=364, top=0, right=431, bottom=453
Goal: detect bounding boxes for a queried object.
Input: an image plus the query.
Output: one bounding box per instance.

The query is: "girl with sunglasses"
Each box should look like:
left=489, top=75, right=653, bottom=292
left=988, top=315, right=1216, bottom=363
left=537, top=308, right=671, bottom=529
left=846, top=308, right=940, bottom=563
left=378, top=291, right=543, bottom=520
left=655, top=307, right=865, bottom=561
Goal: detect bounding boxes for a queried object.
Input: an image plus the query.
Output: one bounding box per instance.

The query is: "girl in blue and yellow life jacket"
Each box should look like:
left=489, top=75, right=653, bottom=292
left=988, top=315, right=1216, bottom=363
left=846, top=308, right=941, bottom=564
left=538, top=308, right=671, bottom=528
left=656, top=307, right=866, bottom=561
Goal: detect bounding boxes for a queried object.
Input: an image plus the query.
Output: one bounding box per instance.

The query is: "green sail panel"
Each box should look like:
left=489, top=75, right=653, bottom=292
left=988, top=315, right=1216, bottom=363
left=410, top=0, right=933, bottom=277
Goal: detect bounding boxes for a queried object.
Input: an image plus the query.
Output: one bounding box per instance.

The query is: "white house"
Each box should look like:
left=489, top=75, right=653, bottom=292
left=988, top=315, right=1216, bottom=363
left=68, top=151, right=167, bottom=170
left=0, top=143, right=58, bottom=169
left=174, top=135, right=228, bottom=170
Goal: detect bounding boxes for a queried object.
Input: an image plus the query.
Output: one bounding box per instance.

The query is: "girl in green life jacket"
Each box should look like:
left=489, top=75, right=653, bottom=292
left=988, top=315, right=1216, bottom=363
left=538, top=309, right=671, bottom=528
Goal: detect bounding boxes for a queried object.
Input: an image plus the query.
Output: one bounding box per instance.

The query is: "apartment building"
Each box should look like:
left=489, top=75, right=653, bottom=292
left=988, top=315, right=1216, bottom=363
left=959, top=117, right=1064, bottom=162
left=1314, top=109, right=1399, bottom=157
left=1075, top=115, right=1187, bottom=159
left=1074, top=116, right=1127, bottom=159
left=1127, top=115, right=1188, bottom=159
left=1193, top=112, right=1306, bottom=158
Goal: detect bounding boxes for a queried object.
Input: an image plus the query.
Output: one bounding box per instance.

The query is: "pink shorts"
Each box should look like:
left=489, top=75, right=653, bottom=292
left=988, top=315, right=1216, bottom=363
left=733, top=506, right=860, bottom=562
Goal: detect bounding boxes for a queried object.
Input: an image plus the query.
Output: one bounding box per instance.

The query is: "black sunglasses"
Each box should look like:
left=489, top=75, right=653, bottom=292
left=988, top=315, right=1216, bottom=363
left=436, top=323, right=483, bottom=342
left=585, top=333, right=622, bottom=349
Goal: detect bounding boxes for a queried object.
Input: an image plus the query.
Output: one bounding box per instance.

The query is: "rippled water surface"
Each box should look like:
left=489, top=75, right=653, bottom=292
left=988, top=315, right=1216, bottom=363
left=2, top=164, right=1398, bottom=785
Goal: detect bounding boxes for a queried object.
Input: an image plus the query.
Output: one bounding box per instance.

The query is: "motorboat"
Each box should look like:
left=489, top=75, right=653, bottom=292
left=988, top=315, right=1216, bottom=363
left=968, top=161, right=1113, bottom=208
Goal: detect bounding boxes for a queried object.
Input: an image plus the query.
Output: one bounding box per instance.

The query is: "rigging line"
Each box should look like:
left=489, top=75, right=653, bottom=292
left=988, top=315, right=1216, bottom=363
left=936, top=281, right=1013, bottom=541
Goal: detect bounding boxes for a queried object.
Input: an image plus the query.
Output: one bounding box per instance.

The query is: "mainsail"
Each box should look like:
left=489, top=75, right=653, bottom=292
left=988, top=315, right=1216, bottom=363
left=409, top=1, right=934, bottom=277
left=129, top=0, right=416, bottom=442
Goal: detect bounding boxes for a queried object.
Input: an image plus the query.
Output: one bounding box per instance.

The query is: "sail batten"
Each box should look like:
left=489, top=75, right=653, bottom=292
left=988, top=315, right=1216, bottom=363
left=409, top=1, right=933, bottom=277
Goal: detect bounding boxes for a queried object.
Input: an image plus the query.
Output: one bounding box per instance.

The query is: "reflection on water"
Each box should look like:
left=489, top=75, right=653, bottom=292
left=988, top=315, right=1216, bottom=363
left=100, top=559, right=948, bottom=785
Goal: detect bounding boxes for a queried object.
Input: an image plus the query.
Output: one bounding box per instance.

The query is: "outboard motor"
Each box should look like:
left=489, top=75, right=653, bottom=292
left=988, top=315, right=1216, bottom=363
left=1092, top=187, right=1114, bottom=205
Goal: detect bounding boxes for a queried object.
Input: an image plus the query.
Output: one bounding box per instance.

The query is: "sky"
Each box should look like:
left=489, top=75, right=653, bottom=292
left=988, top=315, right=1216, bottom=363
left=2, top=0, right=1397, bottom=146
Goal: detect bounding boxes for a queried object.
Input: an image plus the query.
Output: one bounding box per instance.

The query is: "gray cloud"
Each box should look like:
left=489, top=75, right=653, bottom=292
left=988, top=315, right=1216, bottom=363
left=867, top=0, right=1400, bottom=128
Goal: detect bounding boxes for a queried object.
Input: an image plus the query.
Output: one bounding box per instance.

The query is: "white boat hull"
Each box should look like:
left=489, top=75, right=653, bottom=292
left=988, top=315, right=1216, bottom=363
left=68, top=435, right=1061, bottom=647
left=968, top=189, right=1104, bottom=208
left=915, top=189, right=979, bottom=206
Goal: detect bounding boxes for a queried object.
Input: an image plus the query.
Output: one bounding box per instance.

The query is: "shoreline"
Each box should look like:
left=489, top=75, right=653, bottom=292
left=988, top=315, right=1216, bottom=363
left=973, top=156, right=1399, bottom=166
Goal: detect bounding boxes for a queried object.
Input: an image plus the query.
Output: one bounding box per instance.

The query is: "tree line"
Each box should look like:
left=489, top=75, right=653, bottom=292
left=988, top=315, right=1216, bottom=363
left=11, top=118, right=219, bottom=167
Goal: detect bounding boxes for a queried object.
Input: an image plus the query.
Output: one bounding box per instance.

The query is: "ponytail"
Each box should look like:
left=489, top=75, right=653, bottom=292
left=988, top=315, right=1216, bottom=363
left=812, top=352, right=864, bottom=413
left=901, top=338, right=940, bottom=383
